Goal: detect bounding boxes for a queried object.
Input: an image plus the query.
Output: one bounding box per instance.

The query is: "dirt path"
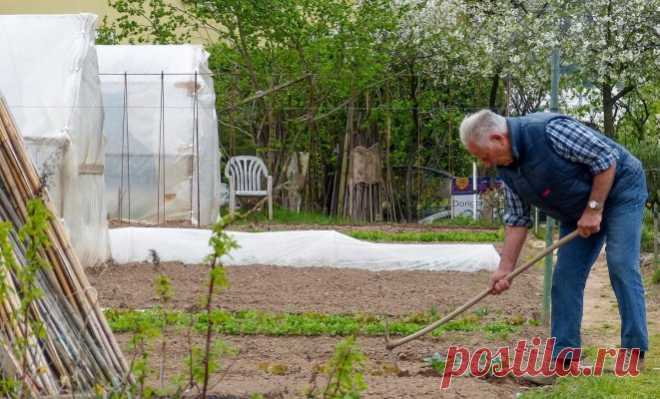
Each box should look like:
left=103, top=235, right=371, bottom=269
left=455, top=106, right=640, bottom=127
left=582, top=254, right=621, bottom=348
left=582, top=251, right=659, bottom=349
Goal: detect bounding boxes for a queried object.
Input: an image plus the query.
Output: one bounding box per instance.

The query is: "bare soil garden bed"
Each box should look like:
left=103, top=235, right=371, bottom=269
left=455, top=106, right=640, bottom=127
left=108, top=220, right=500, bottom=234
left=87, top=237, right=658, bottom=398
left=89, top=247, right=547, bottom=398
left=89, top=262, right=541, bottom=319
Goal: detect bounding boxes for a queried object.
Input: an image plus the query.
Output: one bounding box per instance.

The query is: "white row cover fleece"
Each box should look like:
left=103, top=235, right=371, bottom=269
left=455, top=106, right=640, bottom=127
left=110, top=228, right=500, bottom=272
left=97, top=45, right=221, bottom=226
left=0, top=14, right=110, bottom=266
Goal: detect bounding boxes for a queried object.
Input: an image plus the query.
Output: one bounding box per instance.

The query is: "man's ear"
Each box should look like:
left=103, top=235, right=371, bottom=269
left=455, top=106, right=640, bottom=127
left=490, top=132, right=507, bottom=148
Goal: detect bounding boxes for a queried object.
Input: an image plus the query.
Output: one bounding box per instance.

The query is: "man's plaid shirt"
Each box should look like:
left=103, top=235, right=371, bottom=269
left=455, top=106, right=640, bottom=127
left=503, top=118, right=618, bottom=227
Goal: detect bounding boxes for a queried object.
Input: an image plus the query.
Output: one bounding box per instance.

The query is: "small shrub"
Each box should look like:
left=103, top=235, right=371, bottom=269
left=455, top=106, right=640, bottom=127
left=423, top=352, right=447, bottom=375
left=474, top=307, right=489, bottom=317
left=641, top=224, right=654, bottom=252
left=528, top=318, right=542, bottom=327
left=652, top=268, right=660, bottom=285
left=319, top=336, right=367, bottom=399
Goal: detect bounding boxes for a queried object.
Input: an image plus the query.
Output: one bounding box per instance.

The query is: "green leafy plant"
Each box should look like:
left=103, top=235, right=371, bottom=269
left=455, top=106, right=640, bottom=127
left=0, top=199, right=53, bottom=398
left=310, top=336, right=367, bottom=399
left=122, top=316, right=160, bottom=398
left=105, top=308, right=522, bottom=339
left=423, top=352, right=447, bottom=375
left=183, top=340, right=235, bottom=392
left=153, top=268, right=173, bottom=392
left=198, top=214, right=237, bottom=397
left=0, top=222, right=19, bottom=397
left=484, top=322, right=517, bottom=341
left=97, top=0, right=195, bottom=45
left=0, top=374, right=20, bottom=399
left=652, top=268, right=660, bottom=285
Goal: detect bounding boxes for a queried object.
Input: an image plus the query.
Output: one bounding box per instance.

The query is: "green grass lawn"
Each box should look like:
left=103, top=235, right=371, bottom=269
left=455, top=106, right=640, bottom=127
left=430, top=215, right=502, bottom=229
left=230, top=206, right=505, bottom=242
left=348, top=229, right=503, bottom=243
left=232, top=206, right=353, bottom=225
left=231, top=207, right=504, bottom=230
left=520, top=335, right=660, bottom=399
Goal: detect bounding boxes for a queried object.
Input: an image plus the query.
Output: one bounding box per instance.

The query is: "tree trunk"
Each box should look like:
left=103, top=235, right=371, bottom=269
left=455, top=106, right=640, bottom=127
left=304, top=80, right=320, bottom=210
left=408, top=64, right=420, bottom=222
left=266, top=96, right=277, bottom=172
left=405, top=165, right=412, bottom=222
left=489, top=72, right=500, bottom=111
left=337, top=97, right=354, bottom=216
left=226, top=76, right=239, bottom=157
left=602, top=83, right=615, bottom=137
left=383, top=82, right=398, bottom=221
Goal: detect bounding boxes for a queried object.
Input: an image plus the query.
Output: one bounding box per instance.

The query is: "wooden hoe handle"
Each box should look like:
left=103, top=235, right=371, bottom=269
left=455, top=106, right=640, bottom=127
left=385, top=230, right=580, bottom=350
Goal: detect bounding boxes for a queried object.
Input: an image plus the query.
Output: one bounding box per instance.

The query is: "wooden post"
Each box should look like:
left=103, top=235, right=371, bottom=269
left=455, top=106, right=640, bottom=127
left=337, top=100, right=353, bottom=216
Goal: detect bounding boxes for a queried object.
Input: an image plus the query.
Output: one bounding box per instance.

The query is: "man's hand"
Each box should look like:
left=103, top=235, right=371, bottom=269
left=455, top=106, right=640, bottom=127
left=490, top=266, right=514, bottom=295
left=491, top=225, right=528, bottom=295
left=577, top=208, right=602, bottom=238
left=577, top=163, right=614, bottom=238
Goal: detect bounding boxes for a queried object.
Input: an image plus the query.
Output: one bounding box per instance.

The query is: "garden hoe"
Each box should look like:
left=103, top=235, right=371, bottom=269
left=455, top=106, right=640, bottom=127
left=384, top=230, right=580, bottom=350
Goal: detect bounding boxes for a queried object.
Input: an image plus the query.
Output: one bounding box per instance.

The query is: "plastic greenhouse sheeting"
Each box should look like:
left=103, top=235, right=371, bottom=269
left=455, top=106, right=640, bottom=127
left=97, top=45, right=221, bottom=226
left=109, top=227, right=500, bottom=272
left=0, top=14, right=110, bottom=266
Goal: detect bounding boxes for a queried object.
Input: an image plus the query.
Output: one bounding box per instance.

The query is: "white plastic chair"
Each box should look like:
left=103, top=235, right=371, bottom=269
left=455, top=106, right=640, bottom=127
left=224, top=156, right=273, bottom=219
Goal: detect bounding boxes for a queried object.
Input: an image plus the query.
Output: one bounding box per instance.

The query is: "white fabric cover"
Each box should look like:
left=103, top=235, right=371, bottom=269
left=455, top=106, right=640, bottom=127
left=0, top=14, right=110, bottom=266
left=110, top=227, right=500, bottom=272
left=97, top=45, right=220, bottom=225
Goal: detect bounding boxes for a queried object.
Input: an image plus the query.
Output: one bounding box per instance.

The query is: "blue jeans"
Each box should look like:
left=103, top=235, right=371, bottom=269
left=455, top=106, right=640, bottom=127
left=551, top=168, right=648, bottom=359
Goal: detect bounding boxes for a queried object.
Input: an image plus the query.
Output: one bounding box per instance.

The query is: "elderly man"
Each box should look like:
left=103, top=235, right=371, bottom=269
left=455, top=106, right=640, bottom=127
left=459, top=109, right=648, bottom=382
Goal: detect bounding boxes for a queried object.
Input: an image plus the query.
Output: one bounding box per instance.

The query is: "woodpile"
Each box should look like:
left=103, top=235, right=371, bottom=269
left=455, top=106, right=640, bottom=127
left=0, top=96, right=128, bottom=396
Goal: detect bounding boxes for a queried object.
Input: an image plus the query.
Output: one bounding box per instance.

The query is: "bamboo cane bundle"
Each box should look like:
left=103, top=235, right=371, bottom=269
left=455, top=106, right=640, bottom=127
left=0, top=95, right=129, bottom=397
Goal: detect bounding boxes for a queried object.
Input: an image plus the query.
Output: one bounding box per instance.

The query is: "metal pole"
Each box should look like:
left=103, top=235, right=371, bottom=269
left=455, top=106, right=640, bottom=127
left=543, top=48, right=561, bottom=328
left=551, top=49, right=560, bottom=111
left=534, top=207, right=539, bottom=235
left=654, top=203, right=658, bottom=267
left=543, top=217, right=555, bottom=328
left=472, top=162, right=477, bottom=220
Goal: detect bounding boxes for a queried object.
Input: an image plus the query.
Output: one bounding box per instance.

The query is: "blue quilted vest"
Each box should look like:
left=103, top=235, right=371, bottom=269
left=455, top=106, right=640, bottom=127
left=497, top=112, right=641, bottom=225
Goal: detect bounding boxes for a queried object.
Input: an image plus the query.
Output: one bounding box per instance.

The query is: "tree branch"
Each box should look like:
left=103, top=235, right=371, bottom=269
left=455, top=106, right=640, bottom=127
left=611, top=84, right=635, bottom=103
left=221, top=74, right=311, bottom=112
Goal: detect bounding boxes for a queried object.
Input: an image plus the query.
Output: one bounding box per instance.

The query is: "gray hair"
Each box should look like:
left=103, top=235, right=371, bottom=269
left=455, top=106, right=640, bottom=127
left=459, top=109, right=507, bottom=146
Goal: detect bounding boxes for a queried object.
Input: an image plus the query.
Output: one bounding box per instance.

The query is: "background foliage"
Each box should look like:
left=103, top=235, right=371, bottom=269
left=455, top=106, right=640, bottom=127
left=99, top=0, right=660, bottom=219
